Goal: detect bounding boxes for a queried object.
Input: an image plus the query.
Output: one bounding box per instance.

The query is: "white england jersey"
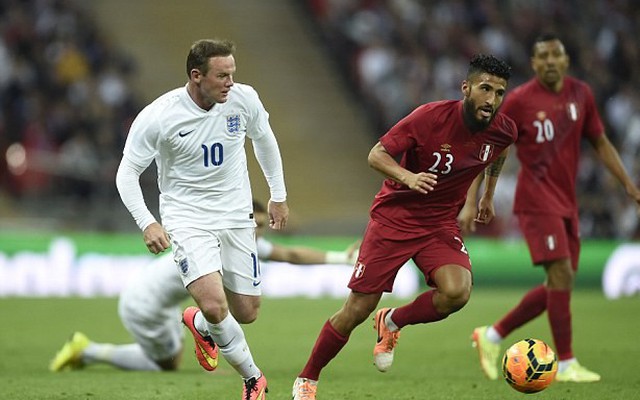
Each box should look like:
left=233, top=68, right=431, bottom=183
left=122, top=83, right=275, bottom=230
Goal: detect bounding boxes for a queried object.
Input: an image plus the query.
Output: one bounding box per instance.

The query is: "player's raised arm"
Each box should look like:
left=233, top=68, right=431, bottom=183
left=368, top=141, right=437, bottom=194
left=458, top=173, right=484, bottom=235
left=588, top=134, right=640, bottom=207
left=476, top=147, right=509, bottom=224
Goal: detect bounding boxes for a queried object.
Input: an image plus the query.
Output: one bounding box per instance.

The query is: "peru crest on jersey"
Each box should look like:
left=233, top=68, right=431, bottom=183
left=353, top=262, right=366, bottom=279
left=566, top=102, right=578, bottom=121
left=479, top=143, right=494, bottom=162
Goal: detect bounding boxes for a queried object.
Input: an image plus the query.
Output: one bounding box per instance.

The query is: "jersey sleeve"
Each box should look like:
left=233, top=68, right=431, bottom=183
left=122, top=105, right=161, bottom=168
left=243, top=86, right=274, bottom=141
left=241, top=85, right=287, bottom=202
left=379, top=106, right=423, bottom=156
left=117, top=104, right=162, bottom=231
left=581, top=84, right=605, bottom=140
left=252, top=133, right=287, bottom=202
left=115, top=157, right=157, bottom=231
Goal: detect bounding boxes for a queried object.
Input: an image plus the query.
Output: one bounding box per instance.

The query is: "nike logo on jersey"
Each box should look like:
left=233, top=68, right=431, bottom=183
left=178, top=129, right=195, bottom=137
left=252, top=280, right=261, bottom=287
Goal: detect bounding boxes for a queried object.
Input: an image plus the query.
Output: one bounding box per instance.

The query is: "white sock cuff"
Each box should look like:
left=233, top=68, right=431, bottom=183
left=207, top=312, right=239, bottom=336
left=486, top=326, right=503, bottom=343
left=191, top=309, right=212, bottom=336
left=385, top=309, right=400, bottom=332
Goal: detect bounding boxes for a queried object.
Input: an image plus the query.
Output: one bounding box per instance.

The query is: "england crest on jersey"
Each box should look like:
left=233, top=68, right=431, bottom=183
left=479, top=143, right=494, bottom=162
left=226, top=114, right=241, bottom=133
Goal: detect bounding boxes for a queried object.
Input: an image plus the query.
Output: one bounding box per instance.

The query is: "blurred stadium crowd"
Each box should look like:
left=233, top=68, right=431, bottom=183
left=0, top=0, right=141, bottom=230
left=0, top=0, right=638, bottom=238
left=303, top=0, right=640, bottom=238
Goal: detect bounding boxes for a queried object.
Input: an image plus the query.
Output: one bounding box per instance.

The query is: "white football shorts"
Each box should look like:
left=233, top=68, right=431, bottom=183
left=169, top=227, right=262, bottom=296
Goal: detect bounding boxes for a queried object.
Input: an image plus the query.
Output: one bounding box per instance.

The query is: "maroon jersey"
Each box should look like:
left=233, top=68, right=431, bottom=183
left=502, top=77, right=604, bottom=217
left=371, top=100, right=517, bottom=233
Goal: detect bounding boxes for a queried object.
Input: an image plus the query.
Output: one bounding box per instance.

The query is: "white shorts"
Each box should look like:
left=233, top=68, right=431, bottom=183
left=118, top=255, right=186, bottom=362
left=169, top=227, right=262, bottom=296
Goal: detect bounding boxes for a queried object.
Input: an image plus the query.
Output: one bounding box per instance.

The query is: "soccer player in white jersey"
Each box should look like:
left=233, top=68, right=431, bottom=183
left=114, top=39, right=287, bottom=400
left=49, top=201, right=359, bottom=373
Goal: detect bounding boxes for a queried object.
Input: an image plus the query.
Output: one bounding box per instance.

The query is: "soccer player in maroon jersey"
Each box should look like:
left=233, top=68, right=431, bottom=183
left=469, top=33, right=640, bottom=383
left=291, top=54, right=517, bottom=400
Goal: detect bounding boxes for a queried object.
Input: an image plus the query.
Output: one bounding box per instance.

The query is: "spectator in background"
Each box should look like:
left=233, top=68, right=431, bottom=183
left=0, top=0, right=139, bottom=228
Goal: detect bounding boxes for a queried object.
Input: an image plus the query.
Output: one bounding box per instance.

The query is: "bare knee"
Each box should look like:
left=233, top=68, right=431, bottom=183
left=330, top=304, right=371, bottom=335
left=434, top=284, right=471, bottom=315
left=199, top=301, right=229, bottom=324
left=227, top=295, right=261, bottom=324
left=345, top=299, right=377, bottom=325
left=432, top=265, right=472, bottom=315
left=330, top=292, right=381, bottom=336
left=232, top=307, right=259, bottom=324
left=544, top=259, right=574, bottom=290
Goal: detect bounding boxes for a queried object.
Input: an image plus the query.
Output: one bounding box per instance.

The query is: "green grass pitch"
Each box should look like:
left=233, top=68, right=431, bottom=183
left=1, top=289, right=639, bottom=399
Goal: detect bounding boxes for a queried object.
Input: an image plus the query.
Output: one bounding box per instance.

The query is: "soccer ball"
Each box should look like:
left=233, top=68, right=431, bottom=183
left=502, top=338, right=557, bottom=393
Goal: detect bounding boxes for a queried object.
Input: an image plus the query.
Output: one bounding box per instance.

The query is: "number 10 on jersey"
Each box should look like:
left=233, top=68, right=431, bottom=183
left=202, top=143, right=223, bottom=167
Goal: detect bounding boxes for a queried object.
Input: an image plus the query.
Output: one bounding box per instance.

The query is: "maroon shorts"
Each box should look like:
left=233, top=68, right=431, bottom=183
left=348, top=219, right=471, bottom=294
left=517, top=213, right=580, bottom=270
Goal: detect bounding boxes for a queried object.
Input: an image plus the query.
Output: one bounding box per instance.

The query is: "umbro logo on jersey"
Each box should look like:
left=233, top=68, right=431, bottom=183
left=178, top=129, right=195, bottom=137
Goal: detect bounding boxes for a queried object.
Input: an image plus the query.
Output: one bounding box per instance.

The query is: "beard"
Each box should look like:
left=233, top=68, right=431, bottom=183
left=462, top=98, right=493, bottom=132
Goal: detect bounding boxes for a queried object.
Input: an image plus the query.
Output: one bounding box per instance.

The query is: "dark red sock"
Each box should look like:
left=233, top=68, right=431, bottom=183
left=547, top=289, right=572, bottom=360
left=494, top=284, right=547, bottom=338
left=390, top=290, right=446, bottom=328
left=299, top=320, right=349, bottom=381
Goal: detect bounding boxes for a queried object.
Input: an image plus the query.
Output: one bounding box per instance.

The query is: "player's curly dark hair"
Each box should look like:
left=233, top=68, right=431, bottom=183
left=467, top=54, right=511, bottom=81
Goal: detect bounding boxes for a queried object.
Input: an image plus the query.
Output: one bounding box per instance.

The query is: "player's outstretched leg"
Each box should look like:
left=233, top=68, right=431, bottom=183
left=243, top=371, right=268, bottom=400
left=471, top=326, right=500, bottom=380
left=555, top=361, right=601, bottom=383
left=49, top=331, right=90, bottom=372
left=292, top=377, right=317, bottom=400
left=182, top=306, right=219, bottom=371
left=373, top=308, right=401, bottom=372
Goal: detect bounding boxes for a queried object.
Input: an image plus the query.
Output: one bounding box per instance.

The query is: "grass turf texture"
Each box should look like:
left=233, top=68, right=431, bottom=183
left=1, top=289, right=638, bottom=399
